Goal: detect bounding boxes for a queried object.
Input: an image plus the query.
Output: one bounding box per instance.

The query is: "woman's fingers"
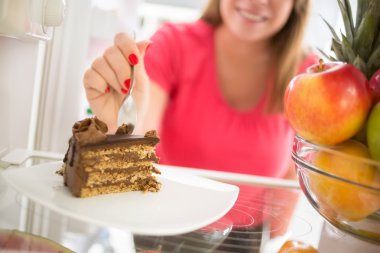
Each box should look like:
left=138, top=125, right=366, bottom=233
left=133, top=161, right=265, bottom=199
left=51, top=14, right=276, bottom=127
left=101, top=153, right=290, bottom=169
left=89, top=32, right=140, bottom=96
left=114, top=33, right=140, bottom=66
left=103, top=46, right=132, bottom=94
left=83, top=69, right=109, bottom=100
left=84, top=33, right=145, bottom=104
left=114, top=33, right=151, bottom=97
left=91, top=56, right=124, bottom=95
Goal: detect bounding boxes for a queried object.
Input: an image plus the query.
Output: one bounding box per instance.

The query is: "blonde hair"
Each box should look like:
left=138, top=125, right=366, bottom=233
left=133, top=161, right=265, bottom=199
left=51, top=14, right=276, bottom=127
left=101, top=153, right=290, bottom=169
left=201, top=0, right=311, bottom=112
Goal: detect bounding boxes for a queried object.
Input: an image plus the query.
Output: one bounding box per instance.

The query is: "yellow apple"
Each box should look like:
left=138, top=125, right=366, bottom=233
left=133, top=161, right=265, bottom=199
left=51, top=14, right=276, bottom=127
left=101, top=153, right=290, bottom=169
left=367, top=102, right=380, bottom=161
left=310, top=139, right=380, bottom=221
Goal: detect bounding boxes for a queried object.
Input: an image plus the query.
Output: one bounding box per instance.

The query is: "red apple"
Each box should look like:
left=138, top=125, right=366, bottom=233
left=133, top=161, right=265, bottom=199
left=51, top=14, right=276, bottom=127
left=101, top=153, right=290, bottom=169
left=369, top=68, right=380, bottom=104
left=284, top=61, right=372, bottom=145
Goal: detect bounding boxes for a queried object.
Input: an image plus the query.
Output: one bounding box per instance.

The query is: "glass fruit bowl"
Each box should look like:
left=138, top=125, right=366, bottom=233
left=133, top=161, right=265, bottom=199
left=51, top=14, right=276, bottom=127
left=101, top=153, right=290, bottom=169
left=292, top=135, right=380, bottom=244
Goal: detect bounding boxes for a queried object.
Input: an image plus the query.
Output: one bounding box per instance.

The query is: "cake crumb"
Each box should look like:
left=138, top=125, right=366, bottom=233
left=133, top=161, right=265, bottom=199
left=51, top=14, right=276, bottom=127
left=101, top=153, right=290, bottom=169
left=56, top=164, right=65, bottom=176
left=144, top=130, right=158, bottom=138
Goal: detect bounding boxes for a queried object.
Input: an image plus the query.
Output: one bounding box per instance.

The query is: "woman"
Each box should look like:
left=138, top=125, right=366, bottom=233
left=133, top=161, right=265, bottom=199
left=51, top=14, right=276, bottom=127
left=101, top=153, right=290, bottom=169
left=84, top=0, right=317, bottom=251
left=83, top=0, right=316, bottom=179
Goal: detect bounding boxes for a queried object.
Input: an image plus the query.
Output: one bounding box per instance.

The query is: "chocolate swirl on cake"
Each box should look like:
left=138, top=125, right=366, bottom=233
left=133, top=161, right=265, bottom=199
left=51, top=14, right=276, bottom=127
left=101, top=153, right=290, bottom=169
left=115, top=123, right=134, bottom=135
left=73, top=117, right=108, bottom=145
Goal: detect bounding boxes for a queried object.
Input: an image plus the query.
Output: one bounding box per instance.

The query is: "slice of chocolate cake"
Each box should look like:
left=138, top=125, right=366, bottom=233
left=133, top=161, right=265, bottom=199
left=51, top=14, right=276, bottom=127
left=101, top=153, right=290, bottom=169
left=58, top=117, right=161, bottom=198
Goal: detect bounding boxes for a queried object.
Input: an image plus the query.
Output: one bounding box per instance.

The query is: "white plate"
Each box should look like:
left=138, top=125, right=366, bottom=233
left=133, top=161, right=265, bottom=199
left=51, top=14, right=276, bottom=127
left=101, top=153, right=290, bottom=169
left=1, top=162, right=239, bottom=236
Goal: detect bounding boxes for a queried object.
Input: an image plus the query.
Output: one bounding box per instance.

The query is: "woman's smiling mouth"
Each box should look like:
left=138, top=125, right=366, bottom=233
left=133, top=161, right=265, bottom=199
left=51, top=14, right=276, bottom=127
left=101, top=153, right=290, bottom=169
left=237, top=8, right=268, bottom=23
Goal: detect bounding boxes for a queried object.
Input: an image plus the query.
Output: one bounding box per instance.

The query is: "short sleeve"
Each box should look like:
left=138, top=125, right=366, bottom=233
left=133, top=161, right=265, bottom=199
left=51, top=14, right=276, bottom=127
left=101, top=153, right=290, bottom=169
left=144, top=23, right=181, bottom=95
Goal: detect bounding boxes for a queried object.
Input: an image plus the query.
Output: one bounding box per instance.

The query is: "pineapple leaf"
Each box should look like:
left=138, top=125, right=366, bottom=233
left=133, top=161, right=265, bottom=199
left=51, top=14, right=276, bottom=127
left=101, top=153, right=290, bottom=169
left=356, top=0, right=371, bottom=30
left=317, top=48, right=337, bottom=61
left=373, top=0, right=380, bottom=19
left=367, top=45, right=380, bottom=76
left=341, top=34, right=356, bottom=63
left=371, top=1, right=380, bottom=50
left=337, top=0, right=354, bottom=44
left=353, top=55, right=369, bottom=78
left=321, top=16, right=341, bottom=42
left=374, top=31, right=380, bottom=50
left=332, top=38, right=347, bottom=62
left=343, top=0, right=354, bottom=29
left=353, top=7, right=376, bottom=61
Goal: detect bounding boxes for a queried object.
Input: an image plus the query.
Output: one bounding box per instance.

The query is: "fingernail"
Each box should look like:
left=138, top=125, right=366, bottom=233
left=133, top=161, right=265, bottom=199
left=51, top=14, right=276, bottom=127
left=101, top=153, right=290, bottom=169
left=128, top=53, right=138, bottom=65
left=121, top=87, right=128, bottom=94
left=124, top=79, right=131, bottom=90
left=104, top=86, right=110, bottom=93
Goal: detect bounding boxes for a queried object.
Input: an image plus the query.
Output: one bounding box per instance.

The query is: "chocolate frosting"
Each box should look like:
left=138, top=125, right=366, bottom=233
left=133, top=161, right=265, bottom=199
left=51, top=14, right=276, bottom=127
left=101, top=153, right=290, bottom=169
left=72, top=117, right=108, bottom=145
left=115, top=123, right=134, bottom=135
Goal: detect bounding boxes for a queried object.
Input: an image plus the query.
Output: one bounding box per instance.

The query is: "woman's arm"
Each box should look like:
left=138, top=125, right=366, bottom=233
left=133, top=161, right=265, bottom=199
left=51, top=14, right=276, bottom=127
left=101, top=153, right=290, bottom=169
left=138, top=81, right=169, bottom=134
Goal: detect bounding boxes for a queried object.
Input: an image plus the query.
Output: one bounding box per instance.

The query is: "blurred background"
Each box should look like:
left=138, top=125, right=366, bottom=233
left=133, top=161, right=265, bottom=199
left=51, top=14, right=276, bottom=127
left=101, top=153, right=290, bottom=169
left=1, top=1, right=377, bottom=252
left=0, top=0, right=343, bottom=156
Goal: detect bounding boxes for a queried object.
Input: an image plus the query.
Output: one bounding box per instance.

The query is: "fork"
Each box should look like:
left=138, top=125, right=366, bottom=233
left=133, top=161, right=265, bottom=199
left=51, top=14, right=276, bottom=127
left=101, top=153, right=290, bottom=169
left=117, top=63, right=137, bottom=132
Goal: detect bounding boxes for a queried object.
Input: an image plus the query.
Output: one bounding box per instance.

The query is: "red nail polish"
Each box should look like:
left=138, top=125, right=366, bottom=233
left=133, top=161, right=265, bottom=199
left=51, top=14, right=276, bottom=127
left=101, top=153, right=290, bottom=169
left=124, top=79, right=131, bottom=90
left=104, top=86, right=110, bottom=93
left=128, top=53, right=138, bottom=65
left=121, top=87, right=128, bottom=94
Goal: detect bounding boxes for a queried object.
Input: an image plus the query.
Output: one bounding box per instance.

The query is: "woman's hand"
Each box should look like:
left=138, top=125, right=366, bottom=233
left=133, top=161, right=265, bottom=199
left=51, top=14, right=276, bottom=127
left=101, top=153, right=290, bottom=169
left=83, top=33, right=151, bottom=133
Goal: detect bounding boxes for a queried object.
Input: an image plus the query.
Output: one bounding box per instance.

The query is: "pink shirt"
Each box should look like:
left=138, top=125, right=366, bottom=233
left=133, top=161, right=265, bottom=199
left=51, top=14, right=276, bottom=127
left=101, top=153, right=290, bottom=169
left=145, top=20, right=318, bottom=178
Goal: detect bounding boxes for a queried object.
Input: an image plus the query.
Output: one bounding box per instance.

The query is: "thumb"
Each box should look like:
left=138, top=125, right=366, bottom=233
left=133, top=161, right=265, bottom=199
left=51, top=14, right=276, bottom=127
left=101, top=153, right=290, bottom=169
left=136, top=40, right=151, bottom=58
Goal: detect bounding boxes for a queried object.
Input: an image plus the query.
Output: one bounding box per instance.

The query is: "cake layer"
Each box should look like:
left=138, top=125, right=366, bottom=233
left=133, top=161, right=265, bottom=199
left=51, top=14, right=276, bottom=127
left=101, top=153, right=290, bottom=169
left=66, top=161, right=160, bottom=181
left=80, top=144, right=157, bottom=160
left=83, top=134, right=159, bottom=149
left=81, top=162, right=157, bottom=172
left=74, top=177, right=161, bottom=198
left=86, top=169, right=152, bottom=186
left=65, top=162, right=161, bottom=196
left=65, top=135, right=159, bottom=168
left=79, top=150, right=159, bottom=170
left=70, top=165, right=160, bottom=186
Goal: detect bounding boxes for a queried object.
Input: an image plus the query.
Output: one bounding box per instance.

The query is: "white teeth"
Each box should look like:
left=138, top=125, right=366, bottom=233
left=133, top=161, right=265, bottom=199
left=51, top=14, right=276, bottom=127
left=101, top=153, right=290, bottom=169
left=239, top=10, right=265, bottom=22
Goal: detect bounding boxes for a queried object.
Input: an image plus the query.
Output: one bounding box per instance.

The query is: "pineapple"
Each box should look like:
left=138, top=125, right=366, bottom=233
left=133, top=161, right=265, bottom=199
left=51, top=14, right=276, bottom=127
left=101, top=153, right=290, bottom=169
left=320, top=0, right=380, bottom=79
